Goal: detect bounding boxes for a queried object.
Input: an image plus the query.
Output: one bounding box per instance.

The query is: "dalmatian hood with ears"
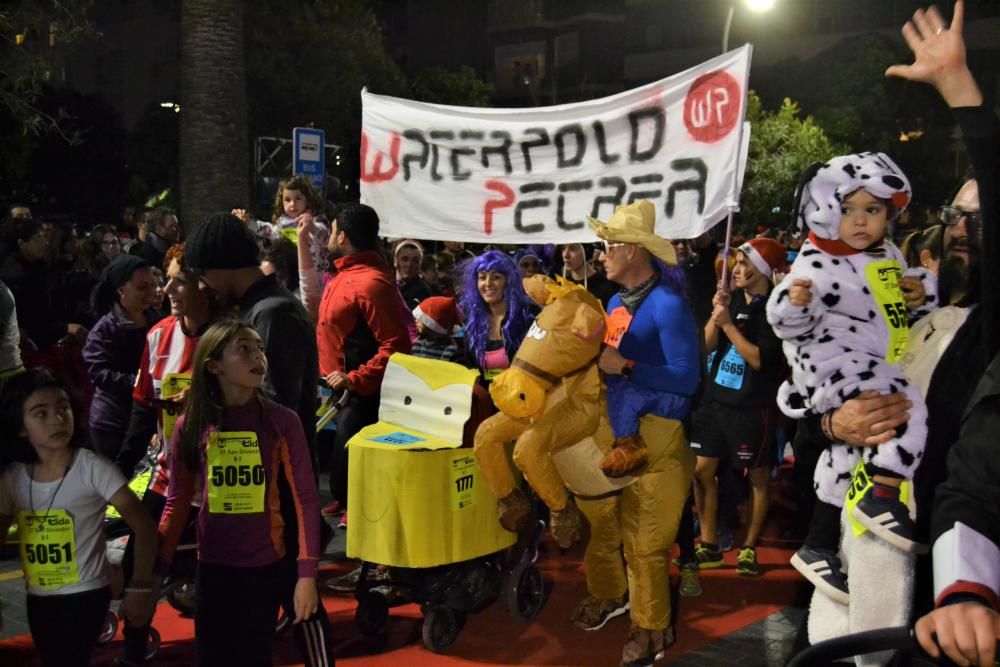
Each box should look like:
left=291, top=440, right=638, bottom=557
left=799, top=152, right=912, bottom=240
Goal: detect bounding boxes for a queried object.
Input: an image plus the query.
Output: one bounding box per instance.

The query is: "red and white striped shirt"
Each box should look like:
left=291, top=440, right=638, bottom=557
left=133, top=315, right=198, bottom=497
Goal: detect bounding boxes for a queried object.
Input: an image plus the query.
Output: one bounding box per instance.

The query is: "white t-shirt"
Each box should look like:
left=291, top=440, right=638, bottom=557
left=0, top=449, right=127, bottom=596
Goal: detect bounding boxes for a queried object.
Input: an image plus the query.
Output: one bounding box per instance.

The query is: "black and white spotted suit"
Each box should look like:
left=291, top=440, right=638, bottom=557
left=766, top=152, right=937, bottom=507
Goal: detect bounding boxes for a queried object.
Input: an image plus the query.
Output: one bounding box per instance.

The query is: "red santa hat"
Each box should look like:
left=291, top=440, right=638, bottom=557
left=413, top=296, right=459, bottom=335
left=737, top=238, right=787, bottom=279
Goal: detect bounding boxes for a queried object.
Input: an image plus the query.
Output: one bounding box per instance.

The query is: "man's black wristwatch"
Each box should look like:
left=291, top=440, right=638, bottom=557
left=620, top=364, right=633, bottom=380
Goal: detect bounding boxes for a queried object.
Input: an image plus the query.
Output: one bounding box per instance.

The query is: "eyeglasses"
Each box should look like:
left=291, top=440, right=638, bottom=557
left=603, top=241, right=628, bottom=253
left=939, top=206, right=981, bottom=227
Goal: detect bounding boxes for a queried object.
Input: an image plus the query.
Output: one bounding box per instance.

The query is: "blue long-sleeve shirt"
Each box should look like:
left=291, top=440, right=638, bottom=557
left=610, top=285, right=700, bottom=397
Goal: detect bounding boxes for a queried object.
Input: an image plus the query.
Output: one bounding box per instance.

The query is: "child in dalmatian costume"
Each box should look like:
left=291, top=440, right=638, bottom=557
left=767, top=152, right=937, bottom=604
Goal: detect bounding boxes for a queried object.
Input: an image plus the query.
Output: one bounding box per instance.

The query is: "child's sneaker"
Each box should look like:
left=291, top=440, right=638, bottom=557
left=679, top=563, right=702, bottom=596
left=790, top=545, right=849, bottom=604
left=692, top=543, right=724, bottom=569
left=599, top=434, right=648, bottom=478
left=736, top=546, right=760, bottom=577
left=338, top=511, right=348, bottom=530
left=851, top=484, right=928, bottom=554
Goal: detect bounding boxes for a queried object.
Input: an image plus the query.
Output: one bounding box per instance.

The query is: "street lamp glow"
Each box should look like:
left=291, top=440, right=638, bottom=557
left=723, top=0, right=776, bottom=52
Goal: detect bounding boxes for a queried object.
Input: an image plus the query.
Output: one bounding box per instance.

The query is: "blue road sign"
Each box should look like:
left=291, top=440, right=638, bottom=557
left=293, top=127, right=325, bottom=192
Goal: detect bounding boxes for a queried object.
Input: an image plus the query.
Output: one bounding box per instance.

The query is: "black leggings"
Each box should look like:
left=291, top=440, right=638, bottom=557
left=195, top=561, right=283, bottom=667
left=26, top=586, right=111, bottom=667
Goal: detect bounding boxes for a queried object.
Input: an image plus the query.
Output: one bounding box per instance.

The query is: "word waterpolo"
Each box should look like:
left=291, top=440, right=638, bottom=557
left=361, top=45, right=752, bottom=244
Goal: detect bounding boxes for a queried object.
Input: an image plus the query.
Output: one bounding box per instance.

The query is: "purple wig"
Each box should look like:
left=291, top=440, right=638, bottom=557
left=459, top=250, right=534, bottom=365
left=654, top=258, right=688, bottom=300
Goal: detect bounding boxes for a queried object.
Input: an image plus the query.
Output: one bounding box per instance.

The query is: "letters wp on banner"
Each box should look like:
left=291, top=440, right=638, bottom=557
left=361, top=45, right=752, bottom=244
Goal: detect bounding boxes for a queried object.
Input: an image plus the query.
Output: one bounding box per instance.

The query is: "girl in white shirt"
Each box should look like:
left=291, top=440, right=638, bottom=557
left=0, top=369, right=157, bottom=667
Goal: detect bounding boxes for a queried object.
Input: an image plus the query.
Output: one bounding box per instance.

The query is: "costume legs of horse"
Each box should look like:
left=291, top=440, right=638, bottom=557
left=578, top=415, right=693, bottom=631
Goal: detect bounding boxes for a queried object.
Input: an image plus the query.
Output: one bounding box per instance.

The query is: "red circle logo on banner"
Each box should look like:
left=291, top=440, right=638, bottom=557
left=683, top=70, right=742, bottom=144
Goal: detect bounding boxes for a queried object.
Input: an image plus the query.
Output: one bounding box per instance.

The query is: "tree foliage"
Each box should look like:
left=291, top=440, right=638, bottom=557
left=245, top=0, right=408, bottom=148
left=740, top=91, right=846, bottom=232
left=409, top=66, right=494, bottom=107
left=0, top=0, right=97, bottom=144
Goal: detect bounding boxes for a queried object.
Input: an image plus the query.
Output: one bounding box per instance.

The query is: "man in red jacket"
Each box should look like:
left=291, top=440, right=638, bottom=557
left=317, top=203, right=412, bottom=560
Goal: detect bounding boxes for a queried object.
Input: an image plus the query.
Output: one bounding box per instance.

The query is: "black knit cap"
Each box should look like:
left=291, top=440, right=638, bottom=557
left=99, top=254, right=150, bottom=290
left=93, top=254, right=150, bottom=316
left=183, top=212, right=261, bottom=271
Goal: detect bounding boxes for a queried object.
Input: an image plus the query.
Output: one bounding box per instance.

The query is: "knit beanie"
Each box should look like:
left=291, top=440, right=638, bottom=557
left=413, top=296, right=459, bottom=335
left=93, top=254, right=150, bottom=315
left=738, top=238, right=787, bottom=279
left=799, top=152, right=911, bottom=240
left=184, top=213, right=261, bottom=271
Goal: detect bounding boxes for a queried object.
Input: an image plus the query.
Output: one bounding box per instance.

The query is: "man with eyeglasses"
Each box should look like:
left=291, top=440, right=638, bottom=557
left=936, top=180, right=980, bottom=306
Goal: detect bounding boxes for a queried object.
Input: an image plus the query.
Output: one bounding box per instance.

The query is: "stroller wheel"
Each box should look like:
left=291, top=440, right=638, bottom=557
left=421, top=605, right=462, bottom=654
left=355, top=591, right=389, bottom=637
left=166, top=580, right=196, bottom=615
left=503, top=561, right=545, bottom=622
left=145, top=627, right=161, bottom=660
left=98, top=611, right=118, bottom=644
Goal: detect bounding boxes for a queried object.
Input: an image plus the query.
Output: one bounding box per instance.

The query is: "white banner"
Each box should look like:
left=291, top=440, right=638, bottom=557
left=360, top=45, right=752, bottom=243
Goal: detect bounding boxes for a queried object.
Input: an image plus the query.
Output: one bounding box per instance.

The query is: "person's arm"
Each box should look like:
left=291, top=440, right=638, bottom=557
left=82, top=320, right=136, bottom=393
left=116, top=402, right=157, bottom=478
left=766, top=270, right=824, bottom=341
left=714, top=305, right=763, bottom=371
left=628, top=293, right=700, bottom=395
left=111, top=485, right=158, bottom=626
left=154, top=422, right=196, bottom=576
left=275, top=410, right=321, bottom=623
left=296, top=218, right=323, bottom=322
left=253, top=305, right=309, bottom=411
left=885, top=0, right=998, bottom=361
left=703, top=289, right=726, bottom=351
left=929, top=356, right=1000, bottom=610
left=346, top=283, right=413, bottom=396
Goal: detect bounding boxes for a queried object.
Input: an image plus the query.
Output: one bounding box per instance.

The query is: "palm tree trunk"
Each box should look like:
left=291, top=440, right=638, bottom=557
left=179, top=0, right=249, bottom=231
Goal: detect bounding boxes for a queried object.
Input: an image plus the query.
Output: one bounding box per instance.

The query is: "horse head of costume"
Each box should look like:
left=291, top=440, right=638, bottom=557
left=490, top=275, right=606, bottom=419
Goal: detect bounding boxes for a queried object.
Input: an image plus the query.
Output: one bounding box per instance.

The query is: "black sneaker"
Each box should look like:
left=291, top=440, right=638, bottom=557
left=850, top=485, right=928, bottom=554
left=790, top=545, right=849, bottom=604
left=692, top=543, right=724, bottom=569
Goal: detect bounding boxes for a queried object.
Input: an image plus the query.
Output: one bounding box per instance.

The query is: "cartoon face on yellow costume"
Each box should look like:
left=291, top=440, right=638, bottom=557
left=346, top=354, right=515, bottom=567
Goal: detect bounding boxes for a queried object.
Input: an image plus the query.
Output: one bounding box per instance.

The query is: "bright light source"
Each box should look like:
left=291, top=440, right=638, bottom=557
left=160, top=102, right=175, bottom=108
left=745, top=0, right=776, bottom=11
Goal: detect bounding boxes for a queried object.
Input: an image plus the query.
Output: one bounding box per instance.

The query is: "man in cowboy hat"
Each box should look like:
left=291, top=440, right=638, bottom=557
left=589, top=200, right=697, bottom=477
left=570, top=200, right=700, bottom=666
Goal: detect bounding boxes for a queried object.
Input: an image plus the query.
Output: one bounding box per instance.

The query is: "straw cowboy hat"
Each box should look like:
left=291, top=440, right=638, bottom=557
left=586, top=200, right=677, bottom=266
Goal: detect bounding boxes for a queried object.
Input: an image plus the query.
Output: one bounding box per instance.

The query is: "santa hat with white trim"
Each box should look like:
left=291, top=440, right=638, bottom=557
left=737, top=238, right=787, bottom=279
left=413, top=296, right=459, bottom=335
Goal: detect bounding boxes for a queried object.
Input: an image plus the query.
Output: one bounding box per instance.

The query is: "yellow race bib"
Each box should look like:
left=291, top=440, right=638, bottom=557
left=161, top=373, right=192, bottom=441
left=19, top=510, right=79, bottom=589
left=864, top=260, right=909, bottom=363
left=206, top=432, right=266, bottom=514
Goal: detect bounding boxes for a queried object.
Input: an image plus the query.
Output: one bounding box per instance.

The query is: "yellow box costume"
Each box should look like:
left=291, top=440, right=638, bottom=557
left=346, top=354, right=516, bottom=568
